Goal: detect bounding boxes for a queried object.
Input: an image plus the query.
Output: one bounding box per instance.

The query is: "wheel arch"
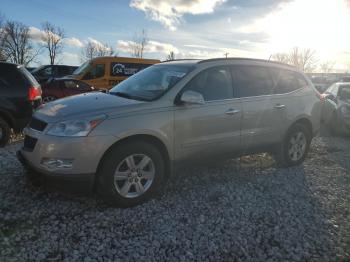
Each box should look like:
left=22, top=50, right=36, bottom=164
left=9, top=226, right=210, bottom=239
left=292, top=117, right=313, bottom=136
left=96, top=134, right=172, bottom=186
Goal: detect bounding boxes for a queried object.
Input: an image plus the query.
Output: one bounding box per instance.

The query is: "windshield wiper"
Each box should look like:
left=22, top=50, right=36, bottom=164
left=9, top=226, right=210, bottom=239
left=111, top=91, right=134, bottom=99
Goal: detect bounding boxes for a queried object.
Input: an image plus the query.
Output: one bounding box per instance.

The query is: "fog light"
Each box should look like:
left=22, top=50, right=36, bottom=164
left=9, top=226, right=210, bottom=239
left=41, top=158, right=73, bottom=170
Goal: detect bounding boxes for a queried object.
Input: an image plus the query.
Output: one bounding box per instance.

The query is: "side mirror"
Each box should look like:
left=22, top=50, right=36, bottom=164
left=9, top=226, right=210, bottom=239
left=180, top=90, right=205, bottom=105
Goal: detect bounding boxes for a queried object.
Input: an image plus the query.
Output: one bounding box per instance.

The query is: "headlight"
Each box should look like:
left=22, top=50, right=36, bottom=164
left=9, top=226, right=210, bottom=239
left=340, top=106, right=350, bottom=117
left=46, top=115, right=106, bottom=137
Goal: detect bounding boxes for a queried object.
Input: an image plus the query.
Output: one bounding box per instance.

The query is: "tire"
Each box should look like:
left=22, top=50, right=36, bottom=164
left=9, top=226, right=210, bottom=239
left=274, top=123, right=312, bottom=167
left=42, top=96, right=56, bottom=103
left=0, top=117, right=11, bottom=147
left=97, top=141, right=165, bottom=207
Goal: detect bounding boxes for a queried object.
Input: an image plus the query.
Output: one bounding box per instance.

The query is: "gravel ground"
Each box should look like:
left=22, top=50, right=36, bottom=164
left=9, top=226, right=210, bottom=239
left=0, top=135, right=349, bottom=261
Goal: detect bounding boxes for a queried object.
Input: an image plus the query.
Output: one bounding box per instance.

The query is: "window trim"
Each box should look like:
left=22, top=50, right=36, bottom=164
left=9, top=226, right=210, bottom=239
left=230, top=65, right=307, bottom=99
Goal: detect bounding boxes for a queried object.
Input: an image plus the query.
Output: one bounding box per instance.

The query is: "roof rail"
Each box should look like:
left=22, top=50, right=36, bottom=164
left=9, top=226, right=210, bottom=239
left=160, top=59, right=200, bottom=63
left=198, top=57, right=295, bottom=68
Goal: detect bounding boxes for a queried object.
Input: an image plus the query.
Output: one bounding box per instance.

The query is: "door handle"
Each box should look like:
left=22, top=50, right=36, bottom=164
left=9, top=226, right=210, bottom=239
left=274, top=104, right=286, bottom=109
left=225, top=108, right=240, bottom=115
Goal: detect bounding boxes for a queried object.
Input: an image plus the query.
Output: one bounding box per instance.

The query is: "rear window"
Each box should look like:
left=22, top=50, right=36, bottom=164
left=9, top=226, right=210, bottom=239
left=0, top=64, right=26, bottom=88
left=270, top=68, right=306, bottom=94
left=19, top=67, right=40, bottom=87
left=231, top=65, right=274, bottom=97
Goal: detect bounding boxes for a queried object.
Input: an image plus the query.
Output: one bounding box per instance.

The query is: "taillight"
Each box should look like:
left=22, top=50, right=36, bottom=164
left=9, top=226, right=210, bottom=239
left=28, top=86, right=42, bottom=101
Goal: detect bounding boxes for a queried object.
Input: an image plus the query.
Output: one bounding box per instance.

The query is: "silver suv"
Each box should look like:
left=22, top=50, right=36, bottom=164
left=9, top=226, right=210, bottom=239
left=18, top=58, right=322, bottom=206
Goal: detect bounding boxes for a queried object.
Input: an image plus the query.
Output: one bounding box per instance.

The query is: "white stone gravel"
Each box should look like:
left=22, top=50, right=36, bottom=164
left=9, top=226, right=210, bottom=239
left=0, top=136, right=349, bottom=261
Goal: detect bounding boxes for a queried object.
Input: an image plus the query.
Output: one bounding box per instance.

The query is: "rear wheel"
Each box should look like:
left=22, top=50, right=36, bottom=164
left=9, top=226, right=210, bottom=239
left=0, top=117, right=11, bottom=147
left=275, top=123, right=311, bottom=167
left=42, top=96, right=56, bottom=103
left=97, top=141, right=165, bottom=207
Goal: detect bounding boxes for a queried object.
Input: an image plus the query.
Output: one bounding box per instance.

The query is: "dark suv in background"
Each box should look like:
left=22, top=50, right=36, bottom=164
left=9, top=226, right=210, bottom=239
left=0, top=62, right=42, bottom=146
left=31, top=65, right=77, bottom=85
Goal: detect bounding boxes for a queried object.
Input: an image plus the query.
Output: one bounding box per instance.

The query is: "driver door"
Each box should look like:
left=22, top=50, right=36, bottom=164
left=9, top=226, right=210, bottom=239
left=174, top=66, right=242, bottom=162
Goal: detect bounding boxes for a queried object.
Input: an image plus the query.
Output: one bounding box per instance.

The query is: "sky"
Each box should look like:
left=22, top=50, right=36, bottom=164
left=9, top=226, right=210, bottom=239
left=1, top=0, right=350, bottom=72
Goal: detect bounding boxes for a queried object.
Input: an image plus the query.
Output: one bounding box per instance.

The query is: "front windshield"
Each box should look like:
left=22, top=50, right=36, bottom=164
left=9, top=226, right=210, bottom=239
left=73, top=61, right=91, bottom=75
left=110, top=64, right=194, bottom=101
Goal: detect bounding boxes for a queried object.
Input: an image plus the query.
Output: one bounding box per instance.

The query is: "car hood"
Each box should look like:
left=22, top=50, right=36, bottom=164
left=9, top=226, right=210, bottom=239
left=34, top=92, right=145, bottom=123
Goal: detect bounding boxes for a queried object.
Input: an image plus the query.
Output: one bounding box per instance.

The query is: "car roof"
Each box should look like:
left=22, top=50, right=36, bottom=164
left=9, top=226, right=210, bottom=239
left=0, top=61, right=21, bottom=67
left=161, top=57, right=297, bottom=70
left=335, top=82, right=350, bottom=86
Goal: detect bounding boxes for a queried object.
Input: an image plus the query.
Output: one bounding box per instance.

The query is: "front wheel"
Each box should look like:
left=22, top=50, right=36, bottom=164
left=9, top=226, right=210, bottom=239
left=274, top=123, right=311, bottom=167
left=97, top=141, right=165, bottom=207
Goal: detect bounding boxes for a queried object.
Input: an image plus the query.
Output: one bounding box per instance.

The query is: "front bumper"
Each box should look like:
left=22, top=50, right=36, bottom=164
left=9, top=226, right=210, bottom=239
left=17, top=150, right=95, bottom=191
left=19, top=127, right=115, bottom=187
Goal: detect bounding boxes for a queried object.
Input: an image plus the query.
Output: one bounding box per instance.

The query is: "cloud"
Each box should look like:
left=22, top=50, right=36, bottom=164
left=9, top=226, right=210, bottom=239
left=130, top=0, right=226, bottom=30
left=117, top=39, right=178, bottom=54
left=238, top=0, right=350, bottom=57
left=29, top=27, right=83, bottom=48
left=28, top=27, right=46, bottom=43
left=87, top=37, right=104, bottom=48
left=64, top=37, right=84, bottom=48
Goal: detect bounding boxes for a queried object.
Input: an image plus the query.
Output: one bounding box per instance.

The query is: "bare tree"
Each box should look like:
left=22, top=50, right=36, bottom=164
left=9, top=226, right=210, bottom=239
left=289, top=47, right=317, bottom=73
left=271, top=47, right=317, bottom=73
left=319, top=61, right=335, bottom=74
left=130, top=29, right=148, bottom=58
left=0, top=13, right=6, bottom=61
left=1, top=20, right=40, bottom=65
left=166, top=51, right=176, bottom=61
left=271, top=53, right=290, bottom=64
left=80, top=40, right=115, bottom=62
left=41, top=22, right=65, bottom=65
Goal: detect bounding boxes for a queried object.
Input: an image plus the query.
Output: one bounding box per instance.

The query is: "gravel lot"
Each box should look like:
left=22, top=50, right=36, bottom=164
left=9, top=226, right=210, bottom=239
left=0, top=135, right=349, bottom=261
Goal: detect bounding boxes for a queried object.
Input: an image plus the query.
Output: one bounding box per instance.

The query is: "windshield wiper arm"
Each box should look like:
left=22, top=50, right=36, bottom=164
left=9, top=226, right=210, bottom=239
left=111, top=91, right=133, bottom=99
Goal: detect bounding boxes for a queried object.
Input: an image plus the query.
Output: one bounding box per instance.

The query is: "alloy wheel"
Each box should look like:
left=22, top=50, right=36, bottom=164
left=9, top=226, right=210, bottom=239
left=113, top=154, right=155, bottom=198
left=288, top=131, right=307, bottom=161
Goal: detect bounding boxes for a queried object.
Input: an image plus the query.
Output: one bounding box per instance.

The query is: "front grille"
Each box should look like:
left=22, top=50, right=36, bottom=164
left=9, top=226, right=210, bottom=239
left=29, top=117, right=47, bottom=132
left=23, top=135, right=37, bottom=152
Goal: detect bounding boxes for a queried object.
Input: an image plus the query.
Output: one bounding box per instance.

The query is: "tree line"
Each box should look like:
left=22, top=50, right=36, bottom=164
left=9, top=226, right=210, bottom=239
left=0, top=14, right=155, bottom=66
left=0, top=14, right=336, bottom=72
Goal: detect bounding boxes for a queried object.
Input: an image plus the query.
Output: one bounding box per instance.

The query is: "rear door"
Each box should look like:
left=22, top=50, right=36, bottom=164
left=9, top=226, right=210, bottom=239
left=231, top=65, right=284, bottom=153
left=174, top=66, right=242, bottom=161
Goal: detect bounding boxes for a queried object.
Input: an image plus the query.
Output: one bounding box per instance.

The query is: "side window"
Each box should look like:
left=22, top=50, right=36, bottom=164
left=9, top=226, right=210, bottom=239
left=83, top=64, right=105, bottom=80
left=62, top=80, right=79, bottom=89
left=183, top=67, right=233, bottom=101
left=77, top=81, right=91, bottom=90
left=58, top=66, right=71, bottom=76
left=42, top=66, right=53, bottom=77
left=271, top=69, right=304, bottom=94
left=231, top=66, right=274, bottom=97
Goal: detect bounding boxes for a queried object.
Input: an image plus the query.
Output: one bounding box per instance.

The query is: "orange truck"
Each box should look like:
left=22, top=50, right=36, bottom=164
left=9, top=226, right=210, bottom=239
left=70, top=56, right=160, bottom=89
